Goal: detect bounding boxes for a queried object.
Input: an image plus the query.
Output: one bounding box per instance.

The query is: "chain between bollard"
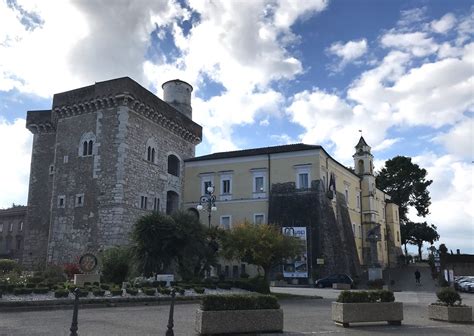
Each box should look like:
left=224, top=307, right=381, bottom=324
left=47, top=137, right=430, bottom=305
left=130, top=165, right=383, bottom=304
left=70, top=288, right=80, bottom=336
left=165, top=288, right=177, bottom=336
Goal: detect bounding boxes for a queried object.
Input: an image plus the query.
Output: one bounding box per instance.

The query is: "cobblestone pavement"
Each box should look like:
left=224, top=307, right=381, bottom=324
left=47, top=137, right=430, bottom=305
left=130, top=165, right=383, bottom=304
left=0, top=293, right=473, bottom=336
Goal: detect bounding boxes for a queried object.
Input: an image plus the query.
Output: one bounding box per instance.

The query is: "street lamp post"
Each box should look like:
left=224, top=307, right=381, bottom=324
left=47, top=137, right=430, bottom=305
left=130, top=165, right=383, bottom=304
left=197, top=185, right=217, bottom=228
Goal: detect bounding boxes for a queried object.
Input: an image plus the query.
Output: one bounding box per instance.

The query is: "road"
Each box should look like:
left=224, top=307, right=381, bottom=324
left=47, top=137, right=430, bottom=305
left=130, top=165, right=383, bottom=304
left=1, top=288, right=473, bottom=335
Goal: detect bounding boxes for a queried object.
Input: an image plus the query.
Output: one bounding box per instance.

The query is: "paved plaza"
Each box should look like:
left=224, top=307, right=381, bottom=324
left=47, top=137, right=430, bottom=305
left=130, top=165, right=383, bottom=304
left=0, top=288, right=473, bottom=335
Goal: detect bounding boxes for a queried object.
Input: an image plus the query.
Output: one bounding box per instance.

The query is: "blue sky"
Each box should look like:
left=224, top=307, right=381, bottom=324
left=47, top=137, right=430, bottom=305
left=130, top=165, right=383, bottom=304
left=0, top=0, right=472, bottom=254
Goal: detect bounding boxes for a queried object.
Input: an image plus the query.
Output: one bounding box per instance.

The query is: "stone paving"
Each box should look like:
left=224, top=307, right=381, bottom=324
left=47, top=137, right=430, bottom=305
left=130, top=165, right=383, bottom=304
left=0, top=288, right=473, bottom=335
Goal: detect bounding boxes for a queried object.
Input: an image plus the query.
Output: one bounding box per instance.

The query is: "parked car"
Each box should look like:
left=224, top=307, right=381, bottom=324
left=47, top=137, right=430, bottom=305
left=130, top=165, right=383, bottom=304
left=458, top=277, right=474, bottom=293
left=314, top=274, right=353, bottom=288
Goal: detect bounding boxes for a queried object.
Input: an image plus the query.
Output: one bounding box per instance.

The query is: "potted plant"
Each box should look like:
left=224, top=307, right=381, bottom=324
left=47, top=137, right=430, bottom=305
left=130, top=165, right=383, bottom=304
left=195, top=294, right=283, bottom=335
left=332, top=290, right=403, bottom=327
left=428, top=287, right=472, bottom=322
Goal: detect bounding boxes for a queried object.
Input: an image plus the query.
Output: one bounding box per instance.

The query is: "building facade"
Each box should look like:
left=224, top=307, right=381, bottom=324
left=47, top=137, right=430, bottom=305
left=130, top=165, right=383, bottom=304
left=183, top=140, right=402, bottom=279
left=0, top=206, right=27, bottom=261
left=22, top=77, right=201, bottom=269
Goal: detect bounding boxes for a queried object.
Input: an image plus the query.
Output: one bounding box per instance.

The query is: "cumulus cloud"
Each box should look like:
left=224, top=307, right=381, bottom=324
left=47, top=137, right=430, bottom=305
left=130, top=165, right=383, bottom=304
left=0, top=118, right=32, bottom=208
left=372, top=138, right=402, bottom=152
left=327, top=39, right=368, bottom=71
left=433, top=118, right=474, bottom=159
left=381, top=32, right=438, bottom=57
left=431, top=13, right=457, bottom=34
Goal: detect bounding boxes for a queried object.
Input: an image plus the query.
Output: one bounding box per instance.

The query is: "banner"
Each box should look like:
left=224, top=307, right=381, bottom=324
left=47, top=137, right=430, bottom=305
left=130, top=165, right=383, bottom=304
left=282, top=227, right=308, bottom=278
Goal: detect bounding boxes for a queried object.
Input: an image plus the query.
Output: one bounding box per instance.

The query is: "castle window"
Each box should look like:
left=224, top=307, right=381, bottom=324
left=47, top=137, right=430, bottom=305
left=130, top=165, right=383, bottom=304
left=295, top=165, right=311, bottom=190
left=200, top=174, right=214, bottom=196
left=145, top=139, right=157, bottom=163
left=49, top=165, right=55, bottom=175
left=167, top=155, right=180, bottom=177
left=397, top=231, right=400, bottom=242
left=219, top=172, right=233, bottom=201
left=153, top=197, right=160, bottom=212
left=16, top=237, right=22, bottom=250
left=356, top=194, right=361, bottom=209
left=75, top=194, right=84, bottom=207
left=9, top=222, right=13, bottom=232
left=58, top=195, right=66, bottom=208
left=166, top=191, right=179, bottom=215
left=19, top=221, right=23, bottom=231
left=358, top=160, right=364, bottom=174
left=0, top=223, right=3, bottom=233
left=345, top=188, right=349, bottom=204
left=251, top=169, right=267, bottom=199
left=79, top=132, right=96, bottom=157
left=140, top=196, right=148, bottom=210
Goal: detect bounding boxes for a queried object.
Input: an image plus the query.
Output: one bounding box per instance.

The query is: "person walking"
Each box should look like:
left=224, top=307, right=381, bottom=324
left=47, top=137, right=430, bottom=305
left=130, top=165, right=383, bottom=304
left=415, top=269, right=421, bottom=285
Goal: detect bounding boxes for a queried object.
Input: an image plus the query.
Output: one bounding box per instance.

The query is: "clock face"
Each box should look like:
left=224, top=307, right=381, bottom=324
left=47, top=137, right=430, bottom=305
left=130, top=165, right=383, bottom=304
left=79, top=253, right=98, bottom=273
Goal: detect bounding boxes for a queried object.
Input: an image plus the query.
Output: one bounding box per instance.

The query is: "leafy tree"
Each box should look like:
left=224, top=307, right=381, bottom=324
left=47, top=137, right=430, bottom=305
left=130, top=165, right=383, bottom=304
left=101, top=246, right=131, bottom=284
left=131, top=211, right=217, bottom=280
left=376, top=156, right=432, bottom=223
left=406, top=221, right=440, bottom=260
left=438, top=243, right=448, bottom=255
left=220, top=222, right=303, bottom=283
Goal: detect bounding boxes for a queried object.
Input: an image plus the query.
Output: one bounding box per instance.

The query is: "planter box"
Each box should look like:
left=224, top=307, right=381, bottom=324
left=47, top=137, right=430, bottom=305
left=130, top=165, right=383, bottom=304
left=428, top=304, right=472, bottom=322
left=195, top=308, right=283, bottom=335
left=332, top=283, right=351, bottom=290
left=332, top=302, right=403, bottom=327
left=74, top=274, right=100, bottom=286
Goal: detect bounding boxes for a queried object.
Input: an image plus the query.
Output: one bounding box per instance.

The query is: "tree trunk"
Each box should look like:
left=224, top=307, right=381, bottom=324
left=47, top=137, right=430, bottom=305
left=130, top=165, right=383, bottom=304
left=417, top=243, right=423, bottom=261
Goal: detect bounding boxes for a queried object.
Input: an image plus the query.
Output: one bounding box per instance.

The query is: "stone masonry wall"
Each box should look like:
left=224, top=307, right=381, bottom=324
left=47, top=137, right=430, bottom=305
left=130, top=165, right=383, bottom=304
left=22, top=131, right=56, bottom=269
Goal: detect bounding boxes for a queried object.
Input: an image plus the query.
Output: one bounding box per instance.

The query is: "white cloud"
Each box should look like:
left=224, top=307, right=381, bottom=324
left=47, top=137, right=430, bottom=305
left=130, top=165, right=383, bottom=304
left=431, top=13, right=457, bottom=34
left=327, top=39, right=368, bottom=71
left=0, top=118, right=32, bottom=208
left=410, top=153, right=474, bottom=253
left=381, top=32, right=438, bottom=57
left=270, top=133, right=296, bottom=145
left=372, top=138, right=402, bottom=152
left=433, top=118, right=474, bottom=159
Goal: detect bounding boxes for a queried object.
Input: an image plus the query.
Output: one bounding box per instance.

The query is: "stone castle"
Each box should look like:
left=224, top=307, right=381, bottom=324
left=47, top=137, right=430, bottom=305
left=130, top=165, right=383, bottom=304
left=22, top=77, right=202, bottom=269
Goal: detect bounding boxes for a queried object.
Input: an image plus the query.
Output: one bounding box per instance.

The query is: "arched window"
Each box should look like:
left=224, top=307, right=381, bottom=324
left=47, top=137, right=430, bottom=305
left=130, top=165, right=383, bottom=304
left=79, top=132, right=96, bottom=157
left=166, top=191, right=179, bottom=215
left=145, top=138, right=157, bottom=163
left=358, top=160, right=364, bottom=174
left=167, top=154, right=180, bottom=176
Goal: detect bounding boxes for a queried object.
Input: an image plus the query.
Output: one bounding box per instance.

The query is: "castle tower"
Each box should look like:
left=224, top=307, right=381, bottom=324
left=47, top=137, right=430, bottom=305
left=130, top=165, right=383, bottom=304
left=353, top=137, right=379, bottom=266
left=22, top=77, right=202, bottom=268
left=162, top=79, right=193, bottom=119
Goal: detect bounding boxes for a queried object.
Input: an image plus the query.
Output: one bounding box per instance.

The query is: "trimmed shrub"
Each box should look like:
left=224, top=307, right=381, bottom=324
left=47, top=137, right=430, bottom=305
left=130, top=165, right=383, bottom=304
left=54, top=289, right=69, bottom=298
left=83, top=282, right=91, bottom=286
left=93, top=282, right=100, bottom=286
left=152, top=280, right=167, bottom=288
left=194, top=286, right=205, bottom=294
left=0, top=259, right=20, bottom=274
left=126, top=288, right=138, bottom=296
left=173, top=287, right=185, bottom=295
left=33, top=287, right=49, bottom=294
left=110, top=288, right=123, bottom=296
left=436, top=287, right=461, bottom=306
left=25, top=283, right=36, bottom=288
left=159, top=287, right=171, bottom=295
left=77, top=289, right=89, bottom=297
left=100, top=284, right=110, bottom=290
left=143, top=288, right=156, bottom=296
left=93, top=289, right=105, bottom=297
left=204, top=283, right=217, bottom=289
left=217, top=283, right=232, bottom=290
left=201, top=294, right=280, bottom=311
left=13, top=288, right=33, bottom=295
left=336, top=290, right=395, bottom=303
left=29, top=276, right=45, bottom=284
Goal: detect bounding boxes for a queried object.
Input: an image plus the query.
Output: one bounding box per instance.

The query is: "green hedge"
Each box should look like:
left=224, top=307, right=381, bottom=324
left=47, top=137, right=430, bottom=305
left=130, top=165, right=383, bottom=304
left=201, top=295, right=280, bottom=311
left=54, top=289, right=69, bottom=298
left=110, top=288, right=123, bottom=296
left=126, top=288, right=138, bottom=296
left=194, top=286, right=205, bottom=294
left=93, top=289, right=105, bottom=297
left=100, top=284, right=110, bottom=290
left=33, top=287, right=49, bottom=294
left=13, top=288, right=33, bottom=295
left=337, top=290, right=395, bottom=303
left=143, top=288, right=156, bottom=296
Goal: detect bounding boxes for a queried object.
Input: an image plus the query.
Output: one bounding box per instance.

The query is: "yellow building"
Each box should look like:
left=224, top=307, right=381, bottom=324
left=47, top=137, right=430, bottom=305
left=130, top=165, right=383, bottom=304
left=183, top=138, right=401, bottom=279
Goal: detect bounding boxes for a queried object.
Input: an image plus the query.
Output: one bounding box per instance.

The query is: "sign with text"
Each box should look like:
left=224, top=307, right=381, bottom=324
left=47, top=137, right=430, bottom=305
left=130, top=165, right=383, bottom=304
left=282, top=227, right=308, bottom=278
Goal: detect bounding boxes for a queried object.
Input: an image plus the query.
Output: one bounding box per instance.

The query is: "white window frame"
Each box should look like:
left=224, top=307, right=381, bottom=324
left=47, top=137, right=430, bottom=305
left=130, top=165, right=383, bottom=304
left=356, top=193, right=361, bottom=209
left=57, top=195, right=66, bottom=208
left=19, top=221, right=23, bottom=231
left=63, top=155, right=69, bottom=164
left=75, top=193, right=84, bottom=207
left=253, top=213, right=265, bottom=225
left=9, top=222, right=13, bottom=232
left=220, top=215, right=232, bottom=230
left=295, top=165, right=311, bottom=189
left=219, top=173, right=233, bottom=201
left=200, top=174, right=214, bottom=196
left=251, top=169, right=267, bottom=198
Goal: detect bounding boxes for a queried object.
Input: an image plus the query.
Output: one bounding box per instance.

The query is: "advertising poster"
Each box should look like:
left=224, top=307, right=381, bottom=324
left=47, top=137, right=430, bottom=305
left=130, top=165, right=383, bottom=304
left=282, top=227, right=308, bottom=278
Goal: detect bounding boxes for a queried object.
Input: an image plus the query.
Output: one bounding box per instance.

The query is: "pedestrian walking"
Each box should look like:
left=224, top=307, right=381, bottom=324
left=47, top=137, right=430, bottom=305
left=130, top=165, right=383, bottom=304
left=415, top=269, right=421, bottom=285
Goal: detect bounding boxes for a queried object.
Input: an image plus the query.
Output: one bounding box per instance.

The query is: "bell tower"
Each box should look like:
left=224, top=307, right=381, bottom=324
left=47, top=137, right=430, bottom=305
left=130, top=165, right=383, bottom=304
left=353, top=136, right=379, bottom=267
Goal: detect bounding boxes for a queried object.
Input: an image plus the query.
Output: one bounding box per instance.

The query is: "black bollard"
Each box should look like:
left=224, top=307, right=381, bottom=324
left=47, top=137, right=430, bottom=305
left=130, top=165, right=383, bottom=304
left=70, top=288, right=80, bottom=336
left=165, top=288, right=176, bottom=336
